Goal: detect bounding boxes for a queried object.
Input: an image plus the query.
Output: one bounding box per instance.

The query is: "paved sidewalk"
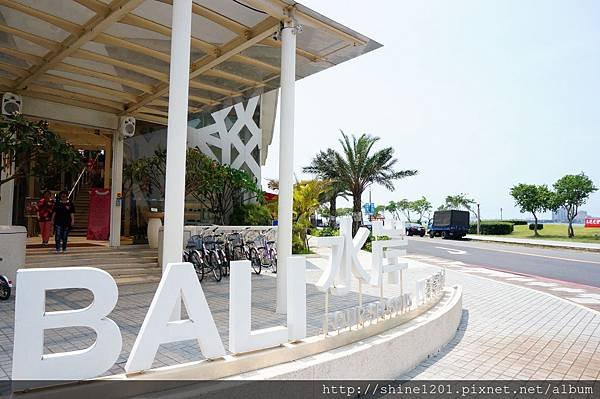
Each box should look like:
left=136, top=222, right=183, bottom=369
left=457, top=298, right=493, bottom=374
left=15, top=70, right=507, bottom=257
left=466, top=235, right=600, bottom=252
left=398, top=259, right=600, bottom=380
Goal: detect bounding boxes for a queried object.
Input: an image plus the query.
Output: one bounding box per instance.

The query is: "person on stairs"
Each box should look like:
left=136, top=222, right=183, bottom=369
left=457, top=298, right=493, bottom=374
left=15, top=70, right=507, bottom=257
left=37, top=190, right=54, bottom=247
left=52, top=191, right=75, bottom=254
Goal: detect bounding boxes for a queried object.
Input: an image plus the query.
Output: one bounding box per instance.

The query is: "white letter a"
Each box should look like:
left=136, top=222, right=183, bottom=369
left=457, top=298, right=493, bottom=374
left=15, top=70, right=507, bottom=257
left=125, top=263, right=225, bottom=373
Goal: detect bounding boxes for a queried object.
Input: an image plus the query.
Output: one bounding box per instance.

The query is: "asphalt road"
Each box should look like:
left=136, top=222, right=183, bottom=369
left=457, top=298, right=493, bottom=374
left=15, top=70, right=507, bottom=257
left=407, top=237, right=600, bottom=288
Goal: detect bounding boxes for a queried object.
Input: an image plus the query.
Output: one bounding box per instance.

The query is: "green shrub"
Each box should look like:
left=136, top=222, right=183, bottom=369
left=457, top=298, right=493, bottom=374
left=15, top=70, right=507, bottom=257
left=230, top=203, right=272, bottom=226
left=470, top=222, right=514, bottom=235
left=529, top=223, right=544, bottom=231
left=507, top=219, right=528, bottom=226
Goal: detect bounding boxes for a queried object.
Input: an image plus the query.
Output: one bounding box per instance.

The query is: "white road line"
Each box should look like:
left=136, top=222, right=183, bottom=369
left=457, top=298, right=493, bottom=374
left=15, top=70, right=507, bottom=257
left=526, top=282, right=558, bottom=287
left=568, top=297, right=600, bottom=305
left=550, top=287, right=586, bottom=293
left=435, top=246, right=468, bottom=255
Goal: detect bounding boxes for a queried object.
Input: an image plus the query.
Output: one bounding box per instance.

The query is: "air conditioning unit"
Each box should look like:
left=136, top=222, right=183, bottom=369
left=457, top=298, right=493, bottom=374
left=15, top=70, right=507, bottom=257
left=120, top=116, right=136, bottom=138
left=2, top=92, right=22, bottom=116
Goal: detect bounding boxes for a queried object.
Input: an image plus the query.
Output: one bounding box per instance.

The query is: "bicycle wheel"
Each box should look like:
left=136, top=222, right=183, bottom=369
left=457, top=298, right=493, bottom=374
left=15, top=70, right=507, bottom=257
left=233, top=246, right=245, bottom=261
left=220, top=249, right=229, bottom=277
left=190, top=250, right=204, bottom=282
left=249, top=248, right=262, bottom=275
left=0, top=281, right=10, bottom=300
left=209, top=251, right=223, bottom=282
left=182, top=250, right=189, bottom=263
left=269, top=248, right=277, bottom=274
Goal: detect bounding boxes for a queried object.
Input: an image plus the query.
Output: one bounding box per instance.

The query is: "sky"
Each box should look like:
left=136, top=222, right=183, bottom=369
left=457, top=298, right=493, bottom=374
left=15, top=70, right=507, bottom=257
left=262, top=0, right=600, bottom=220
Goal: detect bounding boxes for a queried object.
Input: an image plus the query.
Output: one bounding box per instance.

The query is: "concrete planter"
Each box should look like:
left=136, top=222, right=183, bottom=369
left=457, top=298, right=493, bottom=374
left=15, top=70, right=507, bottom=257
left=0, top=225, right=27, bottom=285
left=145, top=212, right=163, bottom=249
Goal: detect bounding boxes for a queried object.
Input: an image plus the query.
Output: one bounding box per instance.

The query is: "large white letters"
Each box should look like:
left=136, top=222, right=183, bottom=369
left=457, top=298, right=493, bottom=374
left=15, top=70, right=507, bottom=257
left=125, top=262, right=225, bottom=373
left=12, top=268, right=122, bottom=380
left=229, top=257, right=306, bottom=353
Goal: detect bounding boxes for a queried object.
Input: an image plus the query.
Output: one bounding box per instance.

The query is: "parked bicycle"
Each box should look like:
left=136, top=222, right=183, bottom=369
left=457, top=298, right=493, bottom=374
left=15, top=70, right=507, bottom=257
left=182, top=235, right=205, bottom=282
left=248, top=228, right=277, bottom=275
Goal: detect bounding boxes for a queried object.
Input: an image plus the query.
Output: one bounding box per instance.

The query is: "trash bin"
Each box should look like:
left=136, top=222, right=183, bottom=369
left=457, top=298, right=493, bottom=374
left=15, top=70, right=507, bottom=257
left=0, top=225, right=27, bottom=285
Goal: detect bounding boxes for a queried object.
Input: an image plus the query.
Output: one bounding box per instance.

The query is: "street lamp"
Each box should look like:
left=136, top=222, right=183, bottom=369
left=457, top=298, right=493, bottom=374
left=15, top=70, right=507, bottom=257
left=476, top=203, right=481, bottom=235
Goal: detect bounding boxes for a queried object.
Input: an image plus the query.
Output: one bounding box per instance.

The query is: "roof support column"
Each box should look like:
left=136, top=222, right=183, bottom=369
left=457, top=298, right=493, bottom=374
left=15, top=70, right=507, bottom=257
left=276, top=18, right=297, bottom=314
left=162, top=0, right=193, bottom=269
left=109, top=128, right=123, bottom=247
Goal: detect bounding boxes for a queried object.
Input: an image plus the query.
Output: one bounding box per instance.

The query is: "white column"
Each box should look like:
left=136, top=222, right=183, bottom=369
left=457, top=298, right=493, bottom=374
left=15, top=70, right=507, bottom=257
left=162, top=0, right=193, bottom=269
left=0, top=174, right=14, bottom=225
left=275, top=20, right=297, bottom=314
left=109, top=129, right=123, bottom=247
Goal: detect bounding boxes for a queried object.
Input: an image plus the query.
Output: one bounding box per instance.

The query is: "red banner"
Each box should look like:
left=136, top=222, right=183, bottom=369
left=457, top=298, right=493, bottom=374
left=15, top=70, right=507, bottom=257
left=87, top=188, right=111, bottom=240
left=585, top=218, right=600, bottom=228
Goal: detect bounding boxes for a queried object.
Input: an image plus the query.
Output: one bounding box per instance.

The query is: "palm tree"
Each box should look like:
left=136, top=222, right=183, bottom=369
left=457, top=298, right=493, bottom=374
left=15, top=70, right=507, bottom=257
left=303, top=149, right=348, bottom=228
left=326, top=131, right=417, bottom=234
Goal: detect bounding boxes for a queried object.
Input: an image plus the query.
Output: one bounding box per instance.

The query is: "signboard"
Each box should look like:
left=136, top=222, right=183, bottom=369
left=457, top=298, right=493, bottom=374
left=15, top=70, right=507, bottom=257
left=363, top=202, right=375, bottom=216
left=585, top=218, right=600, bottom=228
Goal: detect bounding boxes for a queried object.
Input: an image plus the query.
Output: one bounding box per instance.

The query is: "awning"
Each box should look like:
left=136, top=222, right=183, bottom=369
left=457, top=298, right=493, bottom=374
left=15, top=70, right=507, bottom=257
left=0, top=0, right=381, bottom=125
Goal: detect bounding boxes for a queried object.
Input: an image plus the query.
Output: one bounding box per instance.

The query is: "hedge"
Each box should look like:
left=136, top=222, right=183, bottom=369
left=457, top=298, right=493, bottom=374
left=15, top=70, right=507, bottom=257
left=470, top=222, right=514, bottom=235
left=529, top=223, right=544, bottom=231
left=484, top=219, right=527, bottom=226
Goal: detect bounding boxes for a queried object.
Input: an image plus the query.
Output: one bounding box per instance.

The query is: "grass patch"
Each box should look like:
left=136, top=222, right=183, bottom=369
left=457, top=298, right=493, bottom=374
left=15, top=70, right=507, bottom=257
left=489, top=224, right=600, bottom=244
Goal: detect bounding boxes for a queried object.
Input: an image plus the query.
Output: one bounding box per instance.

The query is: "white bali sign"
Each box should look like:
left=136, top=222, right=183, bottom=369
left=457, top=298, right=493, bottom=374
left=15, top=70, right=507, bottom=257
left=315, top=217, right=371, bottom=295
left=12, top=259, right=306, bottom=380
left=370, top=220, right=408, bottom=297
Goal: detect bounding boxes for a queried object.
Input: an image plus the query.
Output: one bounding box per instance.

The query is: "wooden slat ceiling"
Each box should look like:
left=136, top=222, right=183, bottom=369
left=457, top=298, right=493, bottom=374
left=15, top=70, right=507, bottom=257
left=0, top=0, right=377, bottom=126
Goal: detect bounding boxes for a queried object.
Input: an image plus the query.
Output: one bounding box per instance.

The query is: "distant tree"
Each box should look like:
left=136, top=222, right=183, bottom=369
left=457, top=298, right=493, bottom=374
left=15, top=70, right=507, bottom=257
left=292, top=179, right=330, bottom=252
left=337, top=207, right=353, bottom=217
left=396, top=199, right=414, bottom=222
left=374, top=204, right=386, bottom=219
left=303, top=149, right=348, bottom=228
left=510, top=183, right=553, bottom=236
left=328, top=132, right=417, bottom=235
left=385, top=200, right=401, bottom=220
left=411, top=197, right=432, bottom=224
left=553, top=173, right=598, bottom=238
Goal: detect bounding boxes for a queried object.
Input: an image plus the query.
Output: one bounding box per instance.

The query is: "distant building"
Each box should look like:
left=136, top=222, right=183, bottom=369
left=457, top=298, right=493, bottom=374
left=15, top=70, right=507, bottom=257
left=552, top=209, right=588, bottom=224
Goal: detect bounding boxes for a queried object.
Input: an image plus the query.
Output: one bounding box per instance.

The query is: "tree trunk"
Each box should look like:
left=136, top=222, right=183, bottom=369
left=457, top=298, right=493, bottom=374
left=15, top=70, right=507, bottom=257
left=568, top=220, right=574, bottom=238
left=328, top=197, right=337, bottom=229
left=533, top=213, right=539, bottom=237
left=352, top=193, right=362, bottom=236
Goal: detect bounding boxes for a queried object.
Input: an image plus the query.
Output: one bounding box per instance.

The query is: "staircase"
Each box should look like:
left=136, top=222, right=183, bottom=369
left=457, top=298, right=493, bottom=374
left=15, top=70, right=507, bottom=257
left=26, top=245, right=162, bottom=285
left=70, top=181, right=91, bottom=237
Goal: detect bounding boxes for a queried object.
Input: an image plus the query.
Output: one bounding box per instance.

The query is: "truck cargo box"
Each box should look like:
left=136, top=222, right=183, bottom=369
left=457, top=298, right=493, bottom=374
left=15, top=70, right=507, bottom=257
left=432, top=210, right=470, bottom=228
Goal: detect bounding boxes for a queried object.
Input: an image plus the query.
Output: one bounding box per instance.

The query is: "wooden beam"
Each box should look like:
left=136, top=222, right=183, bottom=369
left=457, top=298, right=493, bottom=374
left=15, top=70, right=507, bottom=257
left=53, top=62, right=153, bottom=93
left=123, top=18, right=280, bottom=114
left=94, top=33, right=171, bottom=63
left=0, top=46, right=43, bottom=64
left=204, top=69, right=264, bottom=87
left=133, top=112, right=168, bottom=125
left=120, top=14, right=216, bottom=55
left=148, top=98, right=169, bottom=107
left=230, top=54, right=280, bottom=74
left=0, top=24, right=58, bottom=50
left=154, top=0, right=247, bottom=36
left=25, top=84, right=126, bottom=111
left=0, top=0, right=82, bottom=34
left=188, top=94, right=218, bottom=106
left=23, top=91, right=118, bottom=114
left=139, top=107, right=168, bottom=117
left=0, top=62, right=30, bottom=78
left=72, top=49, right=169, bottom=82
left=45, top=120, right=114, bottom=137
left=262, top=37, right=322, bottom=62
left=37, top=74, right=140, bottom=103
left=188, top=80, right=241, bottom=97
left=0, top=77, right=15, bottom=87
left=14, top=0, right=147, bottom=90
left=71, top=0, right=109, bottom=14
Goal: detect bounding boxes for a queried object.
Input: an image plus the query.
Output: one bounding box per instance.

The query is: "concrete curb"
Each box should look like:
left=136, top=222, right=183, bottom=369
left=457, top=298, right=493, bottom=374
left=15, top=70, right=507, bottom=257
left=466, top=235, right=600, bottom=253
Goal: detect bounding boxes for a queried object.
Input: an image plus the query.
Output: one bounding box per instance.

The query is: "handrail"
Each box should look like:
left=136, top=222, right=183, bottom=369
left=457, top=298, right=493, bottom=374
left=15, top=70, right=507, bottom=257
left=68, top=166, right=87, bottom=199
left=69, top=153, right=100, bottom=199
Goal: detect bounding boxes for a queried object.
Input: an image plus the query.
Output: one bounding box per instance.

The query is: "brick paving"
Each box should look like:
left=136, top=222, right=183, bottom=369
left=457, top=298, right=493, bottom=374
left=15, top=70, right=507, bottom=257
left=399, top=259, right=600, bottom=380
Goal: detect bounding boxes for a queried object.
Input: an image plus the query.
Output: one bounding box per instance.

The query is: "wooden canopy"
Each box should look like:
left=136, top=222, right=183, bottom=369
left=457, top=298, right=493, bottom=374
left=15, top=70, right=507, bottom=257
left=0, top=0, right=380, bottom=125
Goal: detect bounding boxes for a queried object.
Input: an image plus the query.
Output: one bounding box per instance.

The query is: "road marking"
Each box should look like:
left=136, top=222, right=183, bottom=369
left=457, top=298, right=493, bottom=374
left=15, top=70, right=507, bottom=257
left=568, top=297, right=600, bottom=305
left=527, top=282, right=558, bottom=287
left=550, top=287, right=586, bottom=293
left=421, top=241, right=600, bottom=265
left=435, top=246, right=467, bottom=255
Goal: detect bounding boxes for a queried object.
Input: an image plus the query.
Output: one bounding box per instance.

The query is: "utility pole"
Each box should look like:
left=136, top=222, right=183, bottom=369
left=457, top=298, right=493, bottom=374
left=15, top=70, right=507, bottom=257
left=500, top=207, right=503, bottom=221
